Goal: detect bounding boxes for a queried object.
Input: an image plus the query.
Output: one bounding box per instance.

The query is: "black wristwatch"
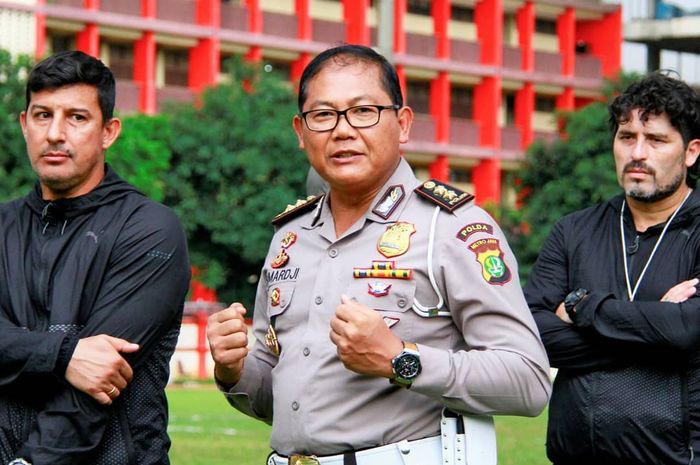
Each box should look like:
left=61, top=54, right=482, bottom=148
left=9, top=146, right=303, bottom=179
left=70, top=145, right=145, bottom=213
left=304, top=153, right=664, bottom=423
left=391, top=342, right=421, bottom=387
left=564, top=288, right=588, bottom=322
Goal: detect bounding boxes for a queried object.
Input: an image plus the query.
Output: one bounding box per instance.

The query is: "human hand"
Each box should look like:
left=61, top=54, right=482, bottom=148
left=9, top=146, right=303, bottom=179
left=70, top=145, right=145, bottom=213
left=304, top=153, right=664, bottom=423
left=207, top=303, right=249, bottom=387
left=329, top=294, right=403, bottom=378
left=65, top=335, right=139, bottom=405
left=660, top=278, right=699, bottom=303
left=555, top=302, right=572, bottom=324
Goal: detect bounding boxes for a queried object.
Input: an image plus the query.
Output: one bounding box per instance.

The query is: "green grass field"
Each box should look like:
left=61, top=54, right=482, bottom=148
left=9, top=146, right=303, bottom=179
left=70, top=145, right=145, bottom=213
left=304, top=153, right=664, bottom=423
left=167, top=385, right=551, bottom=465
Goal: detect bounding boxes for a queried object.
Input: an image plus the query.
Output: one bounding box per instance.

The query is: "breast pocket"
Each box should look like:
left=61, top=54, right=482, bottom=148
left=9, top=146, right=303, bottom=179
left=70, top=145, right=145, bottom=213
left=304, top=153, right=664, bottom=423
left=346, top=279, right=416, bottom=336
left=267, top=282, right=295, bottom=323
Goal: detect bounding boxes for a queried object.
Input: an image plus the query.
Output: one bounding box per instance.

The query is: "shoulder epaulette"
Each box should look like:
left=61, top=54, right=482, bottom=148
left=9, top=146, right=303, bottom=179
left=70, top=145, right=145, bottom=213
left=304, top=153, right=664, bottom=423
left=414, top=179, right=474, bottom=212
left=271, top=195, right=323, bottom=226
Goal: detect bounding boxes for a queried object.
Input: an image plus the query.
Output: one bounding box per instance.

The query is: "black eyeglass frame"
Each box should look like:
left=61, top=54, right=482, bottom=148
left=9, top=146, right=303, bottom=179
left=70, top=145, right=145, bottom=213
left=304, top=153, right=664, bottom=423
left=299, top=104, right=401, bottom=132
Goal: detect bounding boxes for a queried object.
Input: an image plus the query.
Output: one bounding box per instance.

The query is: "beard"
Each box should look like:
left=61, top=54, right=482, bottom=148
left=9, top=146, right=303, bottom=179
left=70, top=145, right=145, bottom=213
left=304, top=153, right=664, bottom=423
left=626, top=172, right=684, bottom=203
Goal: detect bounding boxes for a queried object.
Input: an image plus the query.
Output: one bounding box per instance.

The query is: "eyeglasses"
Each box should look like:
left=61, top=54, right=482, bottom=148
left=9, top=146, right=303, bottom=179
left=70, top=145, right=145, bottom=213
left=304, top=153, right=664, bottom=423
left=300, top=104, right=401, bottom=132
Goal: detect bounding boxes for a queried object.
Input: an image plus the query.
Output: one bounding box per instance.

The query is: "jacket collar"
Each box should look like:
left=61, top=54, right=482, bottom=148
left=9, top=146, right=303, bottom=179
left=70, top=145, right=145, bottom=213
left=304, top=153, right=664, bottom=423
left=24, top=164, right=141, bottom=221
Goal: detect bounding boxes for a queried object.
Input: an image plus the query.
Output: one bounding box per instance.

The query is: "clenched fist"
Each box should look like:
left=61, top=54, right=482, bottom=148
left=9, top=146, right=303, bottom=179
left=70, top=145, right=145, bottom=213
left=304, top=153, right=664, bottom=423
left=329, top=294, right=403, bottom=378
left=207, top=303, right=249, bottom=387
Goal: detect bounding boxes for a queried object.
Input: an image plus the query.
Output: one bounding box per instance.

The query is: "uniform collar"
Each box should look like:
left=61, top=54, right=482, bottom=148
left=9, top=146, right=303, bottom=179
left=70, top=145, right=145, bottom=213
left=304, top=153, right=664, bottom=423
left=301, top=158, right=419, bottom=235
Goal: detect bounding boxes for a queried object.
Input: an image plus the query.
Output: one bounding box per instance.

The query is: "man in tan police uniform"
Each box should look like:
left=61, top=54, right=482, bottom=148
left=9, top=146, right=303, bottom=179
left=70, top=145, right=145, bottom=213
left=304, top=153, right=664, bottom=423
left=207, top=44, right=551, bottom=465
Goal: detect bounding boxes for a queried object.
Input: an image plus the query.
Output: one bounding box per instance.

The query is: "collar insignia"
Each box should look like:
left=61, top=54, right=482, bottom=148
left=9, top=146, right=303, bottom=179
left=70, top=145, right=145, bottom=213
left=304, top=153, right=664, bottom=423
left=415, top=179, right=473, bottom=212
left=372, top=185, right=405, bottom=219
left=377, top=222, right=416, bottom=258
left=468, top=238, right=512, bottom=286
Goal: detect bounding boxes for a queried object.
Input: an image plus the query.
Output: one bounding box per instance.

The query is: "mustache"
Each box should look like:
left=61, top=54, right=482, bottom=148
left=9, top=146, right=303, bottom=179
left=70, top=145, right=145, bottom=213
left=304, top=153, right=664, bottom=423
left=624, top=161, right=655, bottom=176
left=41, top=145, right=74, bottom=157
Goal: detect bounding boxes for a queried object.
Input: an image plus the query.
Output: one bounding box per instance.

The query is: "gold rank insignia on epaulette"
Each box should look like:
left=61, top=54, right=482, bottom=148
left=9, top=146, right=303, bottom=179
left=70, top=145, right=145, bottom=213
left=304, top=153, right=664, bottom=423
left=414, top=179, right=474, bottom=212
left=271, top=195, right=323, bottom=226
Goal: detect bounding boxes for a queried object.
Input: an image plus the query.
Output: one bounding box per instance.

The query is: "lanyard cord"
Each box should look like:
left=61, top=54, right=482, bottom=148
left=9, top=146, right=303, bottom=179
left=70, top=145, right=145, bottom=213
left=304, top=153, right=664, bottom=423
left=620, top=190, right=691, bottom=301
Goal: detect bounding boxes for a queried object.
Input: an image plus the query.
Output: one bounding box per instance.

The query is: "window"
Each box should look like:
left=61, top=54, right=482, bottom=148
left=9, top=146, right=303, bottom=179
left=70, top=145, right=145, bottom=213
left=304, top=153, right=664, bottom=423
left=263, top=60, right=291, bottom=79
left=406, top=80, right=430, bottom=114
left=505, top=93, right=515, bottom=125
left=451, top=5, right=473, bottom=22
left=407, top=0, right=431, bottom=16
left=107, top=42, right=134, bottom=80
left=450, top=86, right=473, bottom=118
left=535, top=95, right=556, bottom=113
left=164, top=48, right=189, bottom=87
left=50, top=34, right=74, bottom=53
left=450, top=168, right=472, bottom=184
left=535, top=18, right=557, bottom=34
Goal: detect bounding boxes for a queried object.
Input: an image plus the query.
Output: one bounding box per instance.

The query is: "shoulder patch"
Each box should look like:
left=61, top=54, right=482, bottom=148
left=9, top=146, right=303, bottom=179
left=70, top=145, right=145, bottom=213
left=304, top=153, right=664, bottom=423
left=414, top=180, right=474, bottom=212
left=271, top=195, right=323, bottom=226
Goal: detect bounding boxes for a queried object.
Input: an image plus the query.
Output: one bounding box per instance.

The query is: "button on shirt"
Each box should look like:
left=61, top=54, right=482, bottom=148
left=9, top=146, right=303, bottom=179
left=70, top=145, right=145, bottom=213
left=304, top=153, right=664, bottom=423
left=223, top=159, right=551, bottom=455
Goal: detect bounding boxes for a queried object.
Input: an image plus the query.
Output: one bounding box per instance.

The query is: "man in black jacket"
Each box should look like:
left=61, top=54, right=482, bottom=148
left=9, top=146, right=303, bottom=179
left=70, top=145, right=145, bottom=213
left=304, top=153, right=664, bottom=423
left=525, top=73, right=700, bottom=464
left=0, top=51, right=190, bottom=465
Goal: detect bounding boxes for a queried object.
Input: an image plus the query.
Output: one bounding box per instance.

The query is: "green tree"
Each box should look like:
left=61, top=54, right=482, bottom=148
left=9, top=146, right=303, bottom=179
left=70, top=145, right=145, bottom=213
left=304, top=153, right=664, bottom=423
left=163, top=59, right=309, bottom=306
left=500, top=72, right=640, bottom=279
left=0, top=50, right=35, bottom=201
left=109, top=113, right=172, bottom=201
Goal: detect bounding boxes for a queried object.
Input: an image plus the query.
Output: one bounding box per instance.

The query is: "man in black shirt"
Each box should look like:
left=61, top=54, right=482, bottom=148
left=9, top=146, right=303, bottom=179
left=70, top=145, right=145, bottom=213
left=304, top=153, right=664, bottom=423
left=525, top=73, right=700, bottom=465
left=0, top=51, right=190, bottom=465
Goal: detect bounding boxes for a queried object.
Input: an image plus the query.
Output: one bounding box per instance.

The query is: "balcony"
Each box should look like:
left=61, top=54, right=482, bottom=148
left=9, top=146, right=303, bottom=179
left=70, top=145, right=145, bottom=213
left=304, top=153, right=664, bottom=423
left=115, top=80, right=140, bottom=114
left=534, top=51, right=561, bottom=75
left=221, top=3, right=248, bottom=31
left=47, top=0, right=83, bottom=7
left=157, top=86, right=194, bottom=112
left=449, top=118, right=479, bottom=146
left=312, top=19, right=345, bottom=44
left=501, top=126, right=521, bottom=151
left=411, top=114, right=436, bottom=143
left=406, top=32, right=435, bottom=57
left=101, top=0, right=140, bottom=16
left=263, top=12, right=296, bottom=39
left=534, top=130, right=558, bottom=144
left=575, top=54, right=602, bottom=79
left=503, top=46, right=520, bottom=70
left=450, top=39, right=479, bottom=64
left=157, top=0, right=195, bottom=23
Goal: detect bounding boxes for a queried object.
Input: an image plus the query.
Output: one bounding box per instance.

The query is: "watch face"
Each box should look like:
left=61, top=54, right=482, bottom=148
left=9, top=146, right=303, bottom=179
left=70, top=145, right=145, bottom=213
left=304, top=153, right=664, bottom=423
left=395, top=353, right=421, bottom=379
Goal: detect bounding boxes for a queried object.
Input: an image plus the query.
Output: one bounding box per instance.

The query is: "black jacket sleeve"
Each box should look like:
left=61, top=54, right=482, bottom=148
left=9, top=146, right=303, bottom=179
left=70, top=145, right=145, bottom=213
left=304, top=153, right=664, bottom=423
left=16, top=204, right=190, bottom=465
left=525, top=220, right=643, bottom=371
left=574, top=290, right=700, bottom=352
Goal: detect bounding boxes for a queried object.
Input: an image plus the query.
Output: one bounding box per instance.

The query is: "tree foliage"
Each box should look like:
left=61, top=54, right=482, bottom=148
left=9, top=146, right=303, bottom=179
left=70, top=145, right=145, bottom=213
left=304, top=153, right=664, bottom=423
left=163, top=58, right=309, bottom=305
left=0, top=49, right=35, bottom=200
left=108, top=113, right=172, bottom=201
left=500, top=72, right=641, bottom=279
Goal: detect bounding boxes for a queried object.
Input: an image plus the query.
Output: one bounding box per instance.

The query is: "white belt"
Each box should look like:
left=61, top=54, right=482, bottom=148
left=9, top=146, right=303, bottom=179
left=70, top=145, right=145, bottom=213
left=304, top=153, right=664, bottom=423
left=267, top=435, right=442, bottom=465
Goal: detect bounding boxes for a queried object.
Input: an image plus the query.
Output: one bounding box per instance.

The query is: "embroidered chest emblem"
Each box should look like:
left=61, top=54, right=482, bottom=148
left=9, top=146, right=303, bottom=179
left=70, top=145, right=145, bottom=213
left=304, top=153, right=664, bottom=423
left=377, top=222, right=416, bottom=258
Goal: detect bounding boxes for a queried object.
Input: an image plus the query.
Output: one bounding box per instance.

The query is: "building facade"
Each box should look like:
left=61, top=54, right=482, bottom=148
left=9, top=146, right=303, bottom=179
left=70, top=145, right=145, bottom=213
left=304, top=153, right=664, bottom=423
left=0, top=0, right=621, bottom=203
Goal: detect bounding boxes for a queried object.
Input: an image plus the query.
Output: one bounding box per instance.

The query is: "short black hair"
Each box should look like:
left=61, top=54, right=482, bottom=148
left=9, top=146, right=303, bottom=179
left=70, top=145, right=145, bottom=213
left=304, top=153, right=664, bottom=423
left=26, top=50, right=116, bottom=123
left=609, top=72, right=700, bottom=187
left=298, top=44, right=403, bottom=111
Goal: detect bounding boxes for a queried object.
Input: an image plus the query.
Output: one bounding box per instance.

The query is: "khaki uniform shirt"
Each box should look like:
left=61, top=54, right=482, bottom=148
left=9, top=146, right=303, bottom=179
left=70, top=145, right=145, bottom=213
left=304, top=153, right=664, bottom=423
left=222, top=159, right=551, bottom=455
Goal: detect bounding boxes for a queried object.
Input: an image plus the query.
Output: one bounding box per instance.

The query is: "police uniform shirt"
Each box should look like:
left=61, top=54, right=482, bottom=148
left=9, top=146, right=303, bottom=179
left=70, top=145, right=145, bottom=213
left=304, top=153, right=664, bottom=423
left=222, top=158, right=551, bottom=456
